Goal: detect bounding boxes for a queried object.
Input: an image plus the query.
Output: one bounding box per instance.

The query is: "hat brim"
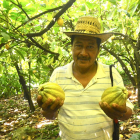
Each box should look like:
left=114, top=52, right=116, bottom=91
left=63, top=32, right=114, bottom=43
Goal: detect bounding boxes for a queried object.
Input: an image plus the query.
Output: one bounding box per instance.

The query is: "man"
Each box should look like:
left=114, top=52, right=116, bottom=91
left=37, top=16, right=133, bottom=140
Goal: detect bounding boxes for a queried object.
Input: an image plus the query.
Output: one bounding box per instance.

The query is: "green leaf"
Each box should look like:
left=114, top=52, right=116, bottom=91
left=129, top=133, right=140, bottom=140
left=14, top=48, right=25, bottom=61
left=19, top=47, right=28, bottom=52
left=134, top=133, right=140, bottom=137
left=53, top=27, right=59, bottom=34
left=58, top=48, right=62, bottom=55
left=107, top=0, right=117, bottom=5
left=129, top=4, right=139, bottom=17
left=9, top=12, right=19, bottom=20
left=1, top=38, right=5, bottom=43
left=3, top=0, right=9, bottom=8
left=0, top=27, right=6, bottom=32
left=1, top=32, right=10, bottom=41
left=81, top=4, right=86, bottom=11
left=121, top=9, right=130, bottom=17
left=34, top=73, right=40, bottom=79
left=0, top=64, right=3, bottom=75
left=42, top=65, right=50, bottom=71
left=37, top=57, right=42, bottom=64
left=86, top=2, right=93, bottom=9
left=107, top=9, right=117, bottom=20
left=19, top=1, right=29, bottom=7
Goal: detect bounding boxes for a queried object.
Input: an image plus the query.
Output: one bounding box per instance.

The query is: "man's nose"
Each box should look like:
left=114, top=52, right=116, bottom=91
left=80, top=47, right=88, bottom=55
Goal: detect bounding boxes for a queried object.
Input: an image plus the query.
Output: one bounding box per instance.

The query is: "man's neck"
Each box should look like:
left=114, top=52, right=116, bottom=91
left=72, top=62, right=97, bottom=76
left=72, top=62, right=98, bottom=88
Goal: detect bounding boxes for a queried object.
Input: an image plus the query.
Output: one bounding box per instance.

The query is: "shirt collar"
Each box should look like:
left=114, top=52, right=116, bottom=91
left=66, top=61, right=74, bottom=78
left=94, top=61, right=108, bottom=78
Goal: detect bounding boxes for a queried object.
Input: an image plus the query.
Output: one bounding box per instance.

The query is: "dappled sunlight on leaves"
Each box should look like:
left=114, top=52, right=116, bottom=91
left=36, top=119, right=54, bottom=129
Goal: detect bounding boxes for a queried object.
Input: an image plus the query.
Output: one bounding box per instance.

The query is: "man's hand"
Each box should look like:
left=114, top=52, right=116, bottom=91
left=37, top=95, right=64, bottom=120
left=99, top=102, right=127, bottom=120
left=99, top=89, right=133, bottom=120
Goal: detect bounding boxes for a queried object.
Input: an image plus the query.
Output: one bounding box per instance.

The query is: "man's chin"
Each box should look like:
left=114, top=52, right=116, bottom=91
left=77, top=60, right=90, bottom=67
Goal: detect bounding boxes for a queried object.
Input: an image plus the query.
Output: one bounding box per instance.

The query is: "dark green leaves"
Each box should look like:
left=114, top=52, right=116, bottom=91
left=3, top=0, right=9, bottom=9
left=1, top=32, right=10, bottom=42
left=118, top=9, right=130, bottom=17
left=129, top=133, right=140, bottom=140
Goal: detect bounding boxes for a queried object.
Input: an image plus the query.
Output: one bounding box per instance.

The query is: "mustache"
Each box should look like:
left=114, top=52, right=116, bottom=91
left=77, top=57, right=90, bottom=60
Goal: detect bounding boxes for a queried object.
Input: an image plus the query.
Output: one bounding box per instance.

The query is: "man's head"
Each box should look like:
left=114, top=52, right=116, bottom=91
left=63, top=16, right=113, bottom=70
left=71, top=35, right=100, bottom=70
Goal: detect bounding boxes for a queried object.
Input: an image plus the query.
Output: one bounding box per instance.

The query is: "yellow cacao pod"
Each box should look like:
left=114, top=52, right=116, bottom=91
left=57, top=18, right=63, bottom=26
left=101, top=86, right=128, bottom=106
left=38, top=82, right=65, bottom=103
left=5, top=43, right=10, bottom=50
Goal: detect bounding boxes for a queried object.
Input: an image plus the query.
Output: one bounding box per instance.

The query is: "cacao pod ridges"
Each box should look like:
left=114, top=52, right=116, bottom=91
left=38, top=82, right=65, bottom=103
left=101, top=86, right=129, bottom=106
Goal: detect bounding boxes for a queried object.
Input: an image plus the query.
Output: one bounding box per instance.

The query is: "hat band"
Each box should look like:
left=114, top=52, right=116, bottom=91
left=75, top=30, right=98, bottom=34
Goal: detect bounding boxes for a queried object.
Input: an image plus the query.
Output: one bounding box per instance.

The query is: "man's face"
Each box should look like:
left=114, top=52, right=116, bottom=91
left=71, top=35, right=100, bottom=70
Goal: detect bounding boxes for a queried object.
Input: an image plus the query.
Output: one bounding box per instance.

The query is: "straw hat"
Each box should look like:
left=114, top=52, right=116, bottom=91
left=64, top=16, right=113, bottom=43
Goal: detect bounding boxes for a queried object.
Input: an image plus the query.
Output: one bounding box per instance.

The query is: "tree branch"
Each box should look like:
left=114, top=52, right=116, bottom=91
left=26, top=0, right=76, bottom=38
left=113, top=32, right=140, bottom=65
left=0, top=15, right=28, bottom=45
left=113, top=32, right=137, bottom=42
left=118, top=54, right=130, bottom=63
left=10, top=0, right=30, bottom=20
left=102, top=44, right=136, bottom=87
left=122, top=40, right=136, bottom=74
left=28, top=36, right=59, bottom=56
left=15, top=6, right=63, bottom=30
left=137, top=32, right=140, bottom=50
left=0, top=43, right=5, bottom=49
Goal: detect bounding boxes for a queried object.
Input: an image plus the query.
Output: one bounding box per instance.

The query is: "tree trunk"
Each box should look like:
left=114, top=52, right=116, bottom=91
left=136, top=60, right=140, bottom=107
left=136, top=33, right=140, bottom=107
left=14, top=63, right=35, bottom=112
left=137, top=79, right=140, bottom=107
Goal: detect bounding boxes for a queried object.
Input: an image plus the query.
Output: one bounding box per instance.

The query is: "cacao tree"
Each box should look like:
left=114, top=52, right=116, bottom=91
left=0, top=0, right=76, bottom=111
left=99, top=0, right=140, bottom=106
left=0, top=0, right=140, bottom=109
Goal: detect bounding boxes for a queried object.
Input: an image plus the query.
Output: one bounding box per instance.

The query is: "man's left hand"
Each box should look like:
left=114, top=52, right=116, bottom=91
left=99, top=102, right=127, bottom=120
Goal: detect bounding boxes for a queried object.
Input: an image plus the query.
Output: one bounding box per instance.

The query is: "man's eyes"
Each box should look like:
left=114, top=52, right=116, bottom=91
left=74, top=45, right=95, bottom=50
left=76, top=45, right=82, bottom=47
left=75, top=45, right=82, bottom=48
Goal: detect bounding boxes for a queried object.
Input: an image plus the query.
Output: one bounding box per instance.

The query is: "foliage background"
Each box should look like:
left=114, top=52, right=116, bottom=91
left=0, top=0, right=139, bottom=100
left=0, top=0, right=140, bottom=139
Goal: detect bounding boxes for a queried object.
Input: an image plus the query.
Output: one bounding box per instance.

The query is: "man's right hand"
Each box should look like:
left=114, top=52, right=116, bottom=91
left=37, top=95, right=64, bottom=120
